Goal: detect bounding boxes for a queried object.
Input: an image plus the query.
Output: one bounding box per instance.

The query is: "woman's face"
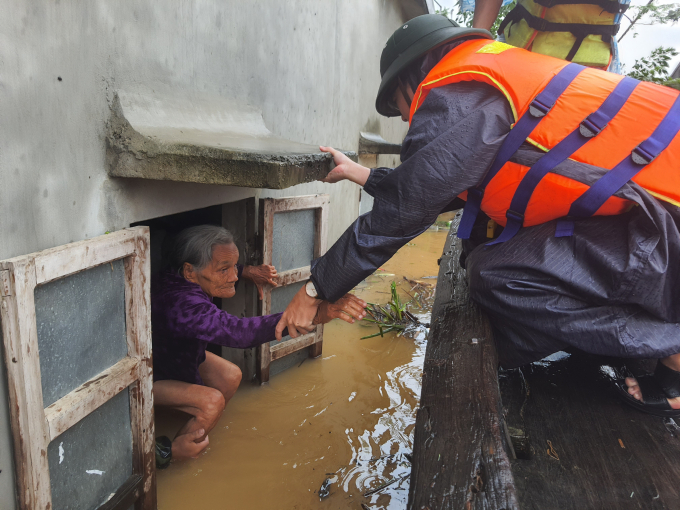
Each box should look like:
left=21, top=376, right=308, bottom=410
left=183, top=243, right=240, bottom=299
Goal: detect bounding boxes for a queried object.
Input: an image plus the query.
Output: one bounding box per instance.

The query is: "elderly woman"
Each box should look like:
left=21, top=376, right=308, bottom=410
left=152, top=225, right=366, bottom=456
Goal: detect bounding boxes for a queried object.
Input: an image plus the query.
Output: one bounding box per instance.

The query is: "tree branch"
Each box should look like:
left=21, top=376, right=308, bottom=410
left=619, top=0, right=655, bottom=41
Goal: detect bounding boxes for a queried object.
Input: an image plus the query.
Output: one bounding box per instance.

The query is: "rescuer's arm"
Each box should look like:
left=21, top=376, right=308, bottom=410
left=473, top=0, right=504, bottom=31
left=315, top=83, right=513, bottom=301
left=276, top=83, right=513, bottom=336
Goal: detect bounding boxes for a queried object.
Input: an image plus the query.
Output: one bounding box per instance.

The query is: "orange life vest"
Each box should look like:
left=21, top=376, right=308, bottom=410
left=409, top=39, right=680, bottom=242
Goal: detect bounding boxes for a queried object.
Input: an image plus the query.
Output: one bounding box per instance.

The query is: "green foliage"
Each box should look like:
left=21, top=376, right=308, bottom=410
left=627, top=46, right=679, bottom=84
left=362, top=281, right=410, bottom=339
left=361, top=279, right=436, bottom=339
left=663, top=78, right=680, bottom=90
left=489, top=3, right=515, bottom=38
left=619, top=0, right=680, bottom=41
left=436, top=1, right=516, bottom=38
left=435, top=5, right=473, bottom=28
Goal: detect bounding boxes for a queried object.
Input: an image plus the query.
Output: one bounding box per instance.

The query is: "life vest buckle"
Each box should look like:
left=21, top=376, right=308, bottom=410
left=579, top=116, right=606, bottom=138
left=467, top=187, right=484, bottom=201
left=631, top=145, right=655, bottom=165
left=529, top=98, right=553, bottom=118
left=506, top=209, right=525, bottom=224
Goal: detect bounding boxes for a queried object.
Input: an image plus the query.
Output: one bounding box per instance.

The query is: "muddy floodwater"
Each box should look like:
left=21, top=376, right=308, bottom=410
left=156, top=229, right=449, bottom=510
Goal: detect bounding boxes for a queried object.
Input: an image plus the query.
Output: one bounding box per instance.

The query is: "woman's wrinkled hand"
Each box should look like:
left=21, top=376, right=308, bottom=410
left=242, top=264, right=278, bottom=299
left=319, top=146, right=370, bottom=186
left=172, top=429, right=210, bottom=461
left=313, top=293, right=367, bottom=325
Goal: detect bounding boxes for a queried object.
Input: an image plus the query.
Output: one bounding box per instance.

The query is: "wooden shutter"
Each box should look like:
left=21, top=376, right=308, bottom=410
left=0, top=227, right=155, bottom=510
left=257, top=195, right=329, bottom=383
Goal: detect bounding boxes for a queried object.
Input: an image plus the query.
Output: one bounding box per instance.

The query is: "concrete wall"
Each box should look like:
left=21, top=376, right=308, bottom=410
left=0, top=0, right=410, bottom=260
left=0, top=0, right=419, bottom=507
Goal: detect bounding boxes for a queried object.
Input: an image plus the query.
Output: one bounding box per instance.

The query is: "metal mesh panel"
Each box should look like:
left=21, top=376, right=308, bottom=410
left=47, top=389, right=133, bottom=510
left=272, top=209, right=315, bottom=271
left=35, top=261, right=128, bottom=406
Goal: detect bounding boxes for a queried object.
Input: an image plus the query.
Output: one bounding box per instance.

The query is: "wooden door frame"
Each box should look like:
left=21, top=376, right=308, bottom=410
left=0, top=227, right=155, bottom=510
left=257, top=195, right=329, bottom=384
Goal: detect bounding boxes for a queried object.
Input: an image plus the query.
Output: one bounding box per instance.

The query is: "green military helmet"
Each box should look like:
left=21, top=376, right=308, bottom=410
left=376, top=14, right=492, bottom=117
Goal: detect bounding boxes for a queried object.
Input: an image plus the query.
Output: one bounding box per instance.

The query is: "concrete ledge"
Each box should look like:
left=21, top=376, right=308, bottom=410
left=106, top=92, right=356, bottom=189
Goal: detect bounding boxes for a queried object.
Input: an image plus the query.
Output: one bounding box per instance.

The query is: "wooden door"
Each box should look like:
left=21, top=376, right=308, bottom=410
left=257, top=195, right=329, bottom=384
left=0, top=227, right=155, bottom=510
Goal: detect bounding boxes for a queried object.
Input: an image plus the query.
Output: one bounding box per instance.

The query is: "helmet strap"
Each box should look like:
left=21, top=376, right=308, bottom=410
left=397, top=77, right=413, bottom=109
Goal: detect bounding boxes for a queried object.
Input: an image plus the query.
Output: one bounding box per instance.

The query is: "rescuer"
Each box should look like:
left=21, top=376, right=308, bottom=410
left=473, top=0, right=629, bottom=72
left=276, top=14, right=680, bottom=417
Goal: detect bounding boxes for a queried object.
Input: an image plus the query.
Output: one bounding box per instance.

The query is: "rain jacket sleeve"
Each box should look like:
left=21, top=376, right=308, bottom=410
left=311, top=82, right=514, bottom=302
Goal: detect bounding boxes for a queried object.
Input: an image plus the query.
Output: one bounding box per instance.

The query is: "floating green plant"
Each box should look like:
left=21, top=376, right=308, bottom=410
left=361, top=281, right=429, bottom=339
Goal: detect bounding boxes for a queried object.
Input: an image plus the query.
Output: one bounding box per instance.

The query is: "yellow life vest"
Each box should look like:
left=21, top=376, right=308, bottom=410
left=500, top=0, right=628, bottom=68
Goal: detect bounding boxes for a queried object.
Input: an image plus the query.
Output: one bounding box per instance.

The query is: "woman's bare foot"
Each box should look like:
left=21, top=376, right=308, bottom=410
left=625, top=354, right=680, bottom=409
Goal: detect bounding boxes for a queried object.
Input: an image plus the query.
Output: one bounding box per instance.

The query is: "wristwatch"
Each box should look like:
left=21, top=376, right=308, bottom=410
left=305, top=280, right=318, bottom=298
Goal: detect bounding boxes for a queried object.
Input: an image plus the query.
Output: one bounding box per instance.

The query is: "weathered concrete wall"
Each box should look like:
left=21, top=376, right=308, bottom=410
left=0, top=1, right=419, bottom=507
left=0, top=0, right=411, bottom=260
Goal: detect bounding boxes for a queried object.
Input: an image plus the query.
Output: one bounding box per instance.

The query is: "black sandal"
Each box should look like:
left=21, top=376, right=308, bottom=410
left=615, top=362, right=680, bottom=418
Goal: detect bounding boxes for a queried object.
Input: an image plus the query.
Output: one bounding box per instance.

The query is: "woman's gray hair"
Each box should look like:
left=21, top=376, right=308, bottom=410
left=170, top=225, right=235, bottom=273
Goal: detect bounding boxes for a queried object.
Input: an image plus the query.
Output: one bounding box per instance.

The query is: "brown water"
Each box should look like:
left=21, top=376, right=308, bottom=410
left=156, top=229, right=449, bottom=510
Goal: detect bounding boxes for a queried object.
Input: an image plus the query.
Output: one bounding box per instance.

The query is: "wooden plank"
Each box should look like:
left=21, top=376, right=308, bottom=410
left=258, top=343, right=272, bottom=383
left=408, top=227, right=519, bottom=510
left=309, top=199, right=328, bottom=360
left=44, top=357, right=140, bottom=441
left=270, top=332, right=317, bottom=361
left=275, top=267, right=311, bottom=287
left=124, top=228, right=156, bottom=510
left=0, top=269, right=11, bottom=297
left=0, top=258, right=52, bottom=510
left=261, top=199, right=275, bottom=269
left=309, top=326, right=323, bottom=358
left=314, top=199, right=329, bottom=257
left=97, top=474, right=143, bottom=510
left=269, top=194, right=330, bottom=214
left=505, top=354, right=680, bottom=509
left=33, top=229, right=137, bottom=284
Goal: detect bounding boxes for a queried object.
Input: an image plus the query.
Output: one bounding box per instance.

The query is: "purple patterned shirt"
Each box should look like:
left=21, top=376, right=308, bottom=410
left=151, top=270, right=282, bottom=385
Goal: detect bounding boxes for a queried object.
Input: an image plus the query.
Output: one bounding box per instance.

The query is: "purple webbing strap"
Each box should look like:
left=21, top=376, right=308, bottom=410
left=555, top=92, right=680, bottom=237
left=486, top=76, right=639, bottom=246
left=456, top=63, right=586, bottom=239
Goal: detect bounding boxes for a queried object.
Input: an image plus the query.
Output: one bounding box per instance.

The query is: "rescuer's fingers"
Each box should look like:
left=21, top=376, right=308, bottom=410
left=335, top=309, right=356, bottom=324
left=275, top=319, right=287, bottom=340
left=337, top=294, right=368, bottom=319
left=256, top=283, right=264, bottom=300
left=287, top=322, right=300, bottom=339
left=294, top=322, right=314, bottom=334
left=320, top=145, right=348, bottom=164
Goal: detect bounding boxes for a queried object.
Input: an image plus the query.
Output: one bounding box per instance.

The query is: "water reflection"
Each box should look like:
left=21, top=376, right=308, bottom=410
left=338, top=333, right=426, bottom=509
left=155, top=230, right=449, bottom=510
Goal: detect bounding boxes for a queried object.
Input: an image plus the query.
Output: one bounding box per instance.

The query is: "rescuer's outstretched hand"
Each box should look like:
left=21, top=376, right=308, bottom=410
left=275, top=285, right=322, bottom=340
left=313, top=293, right=367, bottom=325
left=320, top=146, right=370, bottom=186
